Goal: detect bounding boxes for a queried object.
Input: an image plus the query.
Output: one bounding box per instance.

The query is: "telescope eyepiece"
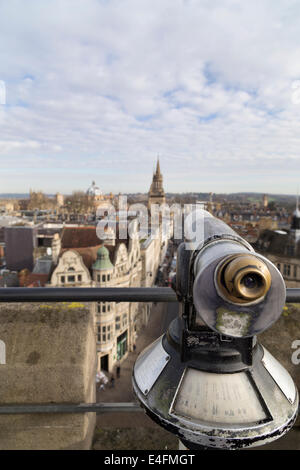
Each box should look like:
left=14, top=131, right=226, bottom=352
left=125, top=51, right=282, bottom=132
left=216, top=254, right=271, bottom=303
left=242, top=273, right=260, bottom=289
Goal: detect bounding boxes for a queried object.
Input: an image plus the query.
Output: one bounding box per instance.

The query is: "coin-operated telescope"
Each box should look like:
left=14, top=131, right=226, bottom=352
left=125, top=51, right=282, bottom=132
left=132, top=211, right=298, bottom=450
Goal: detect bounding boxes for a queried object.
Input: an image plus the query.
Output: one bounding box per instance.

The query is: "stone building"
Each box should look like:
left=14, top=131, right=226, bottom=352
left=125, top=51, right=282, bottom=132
left=56, top=193, right=64, bottom=207
left=86, top=181, right=114, bottom=212
left=140, top=227, right=162, bottom=325
left=148, top=158, right=166, bottom=209
left=262, top=194, right=268, bottom=208
left=254, top=204, right=300, bottom=287
left=49, top=223, right=142, bottom=373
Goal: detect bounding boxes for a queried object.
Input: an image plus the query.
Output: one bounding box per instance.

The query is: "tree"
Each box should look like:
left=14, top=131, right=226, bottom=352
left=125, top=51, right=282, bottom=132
left=65, top=191, right=93, bottom=214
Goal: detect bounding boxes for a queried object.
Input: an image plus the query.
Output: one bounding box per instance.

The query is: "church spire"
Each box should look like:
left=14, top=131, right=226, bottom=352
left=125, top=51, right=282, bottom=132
left=291, top=190, right=300, bottom=231
left=156, top=156, right=161, bottom=176
left=148, top=157, right=165, bottom=209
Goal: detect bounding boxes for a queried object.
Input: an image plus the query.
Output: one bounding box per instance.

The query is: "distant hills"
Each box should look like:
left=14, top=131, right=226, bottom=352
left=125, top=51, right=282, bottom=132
left=0, top=194, right=54, bottom=199
left=0, top=191, right=297, bottom=205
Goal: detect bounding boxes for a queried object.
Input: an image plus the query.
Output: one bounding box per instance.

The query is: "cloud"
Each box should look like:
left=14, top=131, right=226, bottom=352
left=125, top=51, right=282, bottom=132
left=0, top=0, right=300, bottom=193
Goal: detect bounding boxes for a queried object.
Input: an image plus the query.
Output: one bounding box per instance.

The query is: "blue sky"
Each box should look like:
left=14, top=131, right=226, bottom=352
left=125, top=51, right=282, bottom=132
left=1, top=0, right=300, bottom=194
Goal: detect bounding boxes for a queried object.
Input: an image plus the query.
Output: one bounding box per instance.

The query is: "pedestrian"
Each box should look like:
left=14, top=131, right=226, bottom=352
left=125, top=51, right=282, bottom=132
left=116, top=364, right=121, bottom=378
left=133, top=344, right=136, bottom=352
left=110, top=375, right=115, bottom=388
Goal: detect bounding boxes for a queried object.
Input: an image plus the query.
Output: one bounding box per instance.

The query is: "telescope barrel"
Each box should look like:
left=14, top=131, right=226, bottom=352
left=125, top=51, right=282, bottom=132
left=190, top=212, right=286, bottom=337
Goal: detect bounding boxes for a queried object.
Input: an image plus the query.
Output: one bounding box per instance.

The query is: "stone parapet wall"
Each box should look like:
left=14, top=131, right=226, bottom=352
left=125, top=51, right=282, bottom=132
left=0, top=302, right=96, bottom=449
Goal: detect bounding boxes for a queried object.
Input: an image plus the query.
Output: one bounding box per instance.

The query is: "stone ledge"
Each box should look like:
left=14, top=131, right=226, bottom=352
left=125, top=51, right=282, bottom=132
left=0, top=302, right=96, bottom=449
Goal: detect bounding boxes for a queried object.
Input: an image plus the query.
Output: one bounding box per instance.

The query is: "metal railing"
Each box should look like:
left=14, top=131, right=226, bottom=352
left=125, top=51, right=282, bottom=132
left=0, top=286, right=299, bottom=303
left=0, top=287, right=176, bottom=303
left=0, top=403, right=142, bottom=414
left=0, top=286, right=298, bottom=416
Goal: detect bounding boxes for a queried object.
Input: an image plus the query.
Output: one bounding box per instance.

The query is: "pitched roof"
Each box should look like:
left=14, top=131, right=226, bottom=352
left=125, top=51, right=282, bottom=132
left=61, top=226, right=101, bottom=249
left=60, top=246, right=102, bottom=270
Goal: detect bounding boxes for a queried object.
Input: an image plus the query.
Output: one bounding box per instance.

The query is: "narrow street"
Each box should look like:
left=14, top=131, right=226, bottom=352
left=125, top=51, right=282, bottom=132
left=95, top=301, right=179, bottom=420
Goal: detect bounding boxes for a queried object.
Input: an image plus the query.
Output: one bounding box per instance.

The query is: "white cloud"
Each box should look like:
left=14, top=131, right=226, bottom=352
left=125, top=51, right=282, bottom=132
left=0, top=0, right=300, bottom=193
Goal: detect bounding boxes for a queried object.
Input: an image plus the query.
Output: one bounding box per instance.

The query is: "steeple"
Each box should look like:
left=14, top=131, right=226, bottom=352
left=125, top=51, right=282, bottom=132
left=156, top=157, right=161, bottom=176
left=290, top=192, right=300, bottom=239
left=148, top=157, right=166, bottom=209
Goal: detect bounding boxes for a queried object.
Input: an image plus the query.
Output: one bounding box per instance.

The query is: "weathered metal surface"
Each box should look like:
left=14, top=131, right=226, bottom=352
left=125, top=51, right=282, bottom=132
left=169, top=368, right=267, bottom=424
left=262, top=347, right=296, bottom=404
left=193, top=253, right=286, bottom=337
left=133, top=319, right=299, bottom=450
left=134, top=337, right=170, bottom=395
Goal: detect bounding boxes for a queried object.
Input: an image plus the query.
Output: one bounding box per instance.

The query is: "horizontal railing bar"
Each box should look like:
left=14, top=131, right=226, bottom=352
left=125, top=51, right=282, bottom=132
left=286, top=288, right=300, bottom=303
left=0, top=287, right=299, bottom=303
left=0, top=402, right=143, bottom=414
left=0, top=287, right=178, bottom=303
left=0, top=401, right=298, bottom=416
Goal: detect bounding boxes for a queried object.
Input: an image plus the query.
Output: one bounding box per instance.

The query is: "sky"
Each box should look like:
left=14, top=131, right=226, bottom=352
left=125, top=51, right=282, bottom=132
left=1, top=0, right=300, bottom=195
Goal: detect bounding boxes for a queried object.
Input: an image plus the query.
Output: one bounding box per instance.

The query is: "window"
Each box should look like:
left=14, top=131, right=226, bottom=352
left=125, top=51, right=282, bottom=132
left=283, top=264, right=291, bottom=276
left=102, top=304, right=106, bottom=313
left=78, top=274, right=82, bottom=282
left=102, top=325, right=106, bottom=342
left=98, top=325, right=112, bottom=343
left=102, top=274, right=106, bottom=282
left=107, top=274, right=110, bottom=281
left=67, top=275, right=75, bottom=283
left=122, top=314, right=128, bottom=327
left=294, top=265, right=297, bottom=278
left=286, top=246, right=295, bottom=257
left=277, top=263, right=281, bottom=272
left=116, top=316, right=121, bottom=330
left=97, top=274, right=100, bottom=282
left=97, top=325, right=101, bottom=342
left=61, top=276, right=65, bottom=283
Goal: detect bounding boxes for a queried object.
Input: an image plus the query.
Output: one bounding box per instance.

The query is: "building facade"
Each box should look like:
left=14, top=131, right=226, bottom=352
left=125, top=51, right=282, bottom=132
left=49, top=223, right=142, bottom=373
left=254, top=206, right=300, bottom=287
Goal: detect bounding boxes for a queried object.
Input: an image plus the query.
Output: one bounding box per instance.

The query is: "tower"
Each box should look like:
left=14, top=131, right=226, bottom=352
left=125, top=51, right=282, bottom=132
left=56, top=193, right=64, bottom=207
left=262, top=194, right=268, bottom=209
left=148, top=158, right=166, bottom=209
left=290, top=195, right=300, bottom=243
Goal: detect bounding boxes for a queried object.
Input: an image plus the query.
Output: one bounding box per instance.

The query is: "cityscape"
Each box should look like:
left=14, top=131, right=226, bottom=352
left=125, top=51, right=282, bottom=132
left=0, top=158, right=299, bottom=450
left=0, top=0, right=300, bottom=455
